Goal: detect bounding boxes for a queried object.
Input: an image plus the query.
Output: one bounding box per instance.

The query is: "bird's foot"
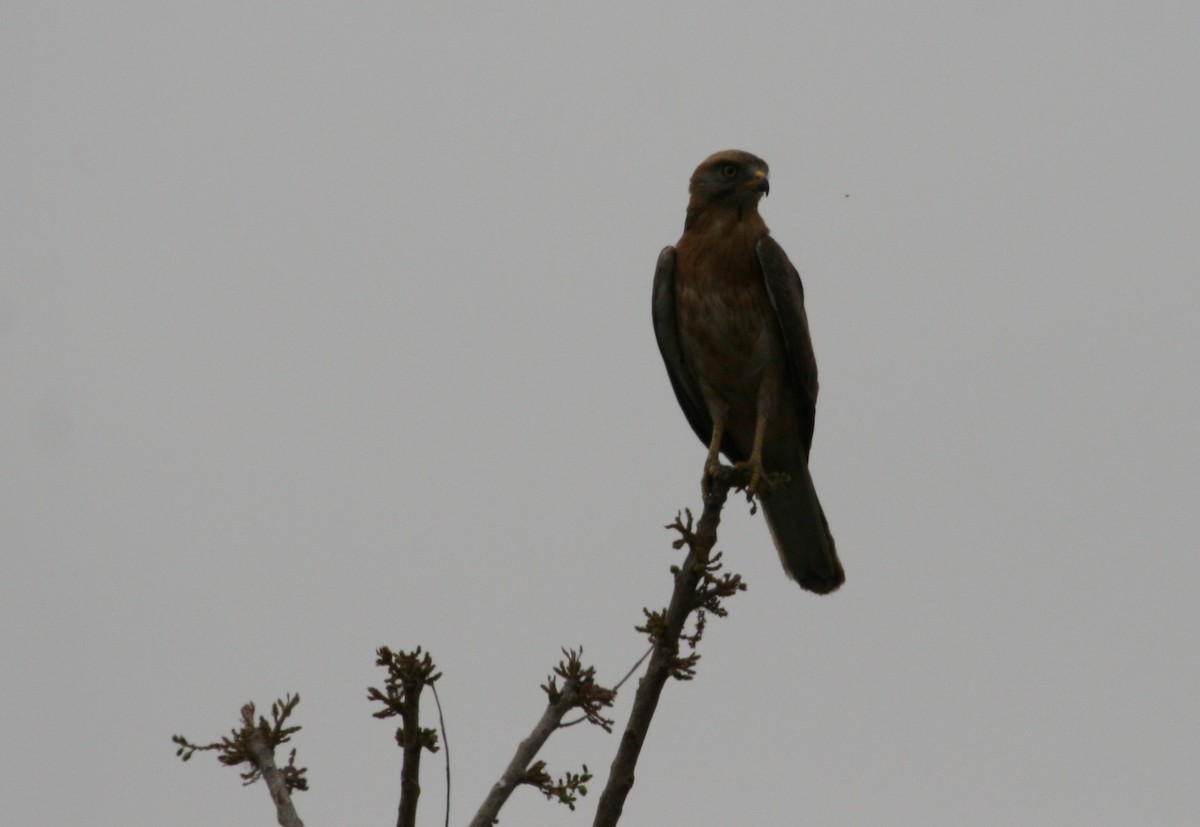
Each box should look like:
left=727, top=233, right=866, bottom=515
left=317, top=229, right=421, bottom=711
left=733, top=458, right=765, bottom=498
left=731, top=462, right=791, bottom=513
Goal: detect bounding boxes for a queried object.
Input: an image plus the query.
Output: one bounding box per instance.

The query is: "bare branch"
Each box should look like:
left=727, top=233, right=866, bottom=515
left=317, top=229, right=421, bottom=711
left=172, top=694, right=307, bottom=827
left=469, top=649, right=615, bottom=827
left=468, top=677, right=578, bottom=827
left=591, top=465, right=746, bottom=827
left=245, top=727, right=306, bottom=827
left=369, top=646, right=442, bottom=827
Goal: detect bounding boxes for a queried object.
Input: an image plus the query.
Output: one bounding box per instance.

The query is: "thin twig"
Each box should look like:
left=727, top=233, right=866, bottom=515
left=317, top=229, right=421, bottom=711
left=560, top=646, right=653, bottom=729
left=612, top=646, right=655, bottom=693
left=430, top=682, right=451, bottom=827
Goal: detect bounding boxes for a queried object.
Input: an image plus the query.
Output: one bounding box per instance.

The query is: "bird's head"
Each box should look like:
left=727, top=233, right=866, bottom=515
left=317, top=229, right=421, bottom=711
left=688, top=149, right=770, bottom=208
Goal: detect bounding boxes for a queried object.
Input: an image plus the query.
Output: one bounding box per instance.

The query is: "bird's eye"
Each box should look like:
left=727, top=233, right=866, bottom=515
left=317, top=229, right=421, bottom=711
left=720, top=164, right=738, bottom=179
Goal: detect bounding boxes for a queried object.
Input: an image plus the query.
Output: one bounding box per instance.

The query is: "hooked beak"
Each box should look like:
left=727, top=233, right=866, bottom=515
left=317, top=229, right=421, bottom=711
left=748, top=169, right=769, bottom=196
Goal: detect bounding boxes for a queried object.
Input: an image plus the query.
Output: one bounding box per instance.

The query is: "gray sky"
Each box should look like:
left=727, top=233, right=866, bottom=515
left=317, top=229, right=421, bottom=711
left=3, top=3, right=1198, bottom=825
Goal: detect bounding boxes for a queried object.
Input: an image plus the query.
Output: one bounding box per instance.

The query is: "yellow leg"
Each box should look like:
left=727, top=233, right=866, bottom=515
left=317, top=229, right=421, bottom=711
left=734, top=411, right=768, bottom=496
left=702, top=409, right=728, bottom=498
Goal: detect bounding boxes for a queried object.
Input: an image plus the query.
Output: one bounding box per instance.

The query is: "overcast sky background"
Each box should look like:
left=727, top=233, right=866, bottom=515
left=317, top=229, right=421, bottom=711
left=3, top=3, right=1198, bottom=825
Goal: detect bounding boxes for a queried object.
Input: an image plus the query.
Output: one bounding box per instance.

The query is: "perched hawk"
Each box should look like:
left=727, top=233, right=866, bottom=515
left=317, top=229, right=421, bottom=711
left=652, top=150, right=843, bottom=594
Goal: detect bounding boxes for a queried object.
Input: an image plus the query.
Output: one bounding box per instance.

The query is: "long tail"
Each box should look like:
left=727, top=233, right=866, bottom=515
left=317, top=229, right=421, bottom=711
left=759, top=464, right=844, bottom=594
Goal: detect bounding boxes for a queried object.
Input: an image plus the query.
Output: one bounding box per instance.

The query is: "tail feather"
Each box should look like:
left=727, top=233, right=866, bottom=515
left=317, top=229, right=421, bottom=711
left=759, top=465, right=844, bottom=594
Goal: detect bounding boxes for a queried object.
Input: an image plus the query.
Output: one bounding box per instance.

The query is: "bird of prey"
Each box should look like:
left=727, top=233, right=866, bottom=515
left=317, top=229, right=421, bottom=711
left=652, top=150, right=844, bottom=594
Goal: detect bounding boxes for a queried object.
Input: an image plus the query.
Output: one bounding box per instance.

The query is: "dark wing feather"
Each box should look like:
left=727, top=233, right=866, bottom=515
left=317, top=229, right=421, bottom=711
left=651, top=246, right=715, bottom=449
left=757, top=235, right=819, bottom=455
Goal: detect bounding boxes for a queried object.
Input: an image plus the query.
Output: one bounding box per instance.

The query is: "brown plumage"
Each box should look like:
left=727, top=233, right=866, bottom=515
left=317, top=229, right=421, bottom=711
left=652, top=150, right=843, bottom=594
